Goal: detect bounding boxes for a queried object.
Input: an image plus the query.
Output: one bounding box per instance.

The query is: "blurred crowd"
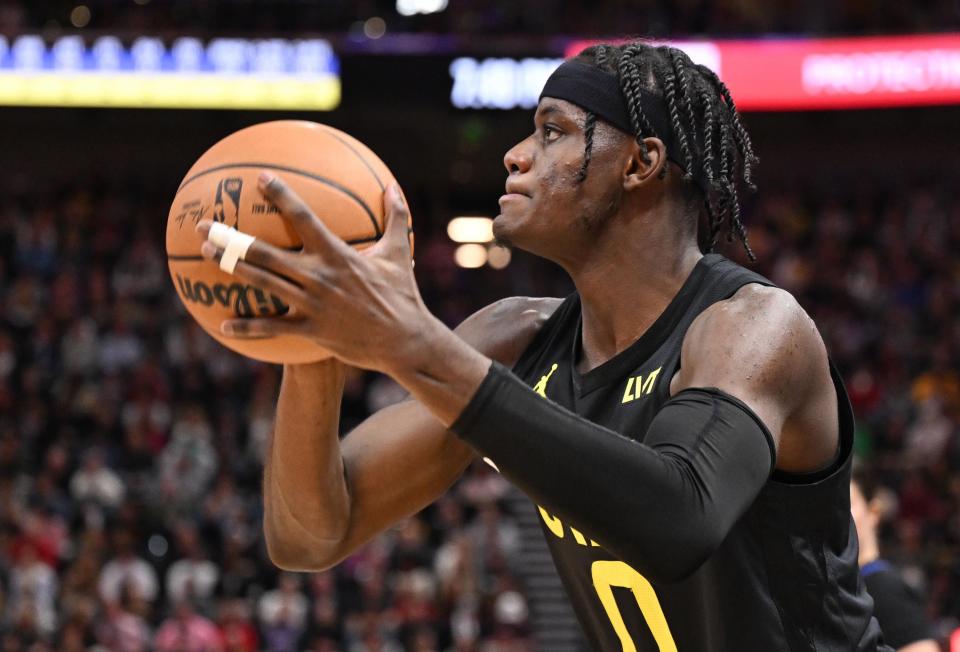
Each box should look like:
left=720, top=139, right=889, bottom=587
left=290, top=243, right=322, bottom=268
left=1, top=167, right=960, bottom=651
left=0, top=0, right=958, bottom=39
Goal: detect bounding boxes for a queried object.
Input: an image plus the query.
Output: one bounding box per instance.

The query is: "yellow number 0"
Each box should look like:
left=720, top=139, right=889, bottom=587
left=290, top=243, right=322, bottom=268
left=591, top=560, right=677, bottom=652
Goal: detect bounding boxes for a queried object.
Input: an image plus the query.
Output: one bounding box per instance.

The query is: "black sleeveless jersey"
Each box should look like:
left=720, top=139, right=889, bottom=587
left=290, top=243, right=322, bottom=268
left=511, top=254, right=888, bottom=652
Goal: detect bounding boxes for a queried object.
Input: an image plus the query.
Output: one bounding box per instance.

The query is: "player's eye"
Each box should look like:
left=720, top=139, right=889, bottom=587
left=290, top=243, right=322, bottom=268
left=542, top=124, right=562, bottom=143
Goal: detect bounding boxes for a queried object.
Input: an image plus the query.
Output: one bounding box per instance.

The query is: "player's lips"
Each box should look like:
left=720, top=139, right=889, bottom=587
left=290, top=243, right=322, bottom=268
left=504, top=181, right=530, bottom=196
left=500, top=182, right=531, bottom=204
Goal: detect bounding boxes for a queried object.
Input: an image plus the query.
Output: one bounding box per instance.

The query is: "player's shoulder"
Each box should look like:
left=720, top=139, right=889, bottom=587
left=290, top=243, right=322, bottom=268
left=454, top=296, right=564, bottom=368
left=679, top=283, right=827, bottom=396
left=689, top=283, right=819, bottom=350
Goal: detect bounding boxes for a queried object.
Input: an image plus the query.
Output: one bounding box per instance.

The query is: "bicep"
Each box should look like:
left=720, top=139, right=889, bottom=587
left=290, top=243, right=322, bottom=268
left=673, top=285, right=826, bottom=444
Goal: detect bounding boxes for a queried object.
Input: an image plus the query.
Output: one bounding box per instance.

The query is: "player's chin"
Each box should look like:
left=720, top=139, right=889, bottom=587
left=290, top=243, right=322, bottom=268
left=492, top=213, right=526, bottom=249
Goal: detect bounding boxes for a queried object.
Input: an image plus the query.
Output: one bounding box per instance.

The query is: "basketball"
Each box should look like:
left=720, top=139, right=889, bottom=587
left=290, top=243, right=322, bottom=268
left=165, top=120, right=398, bottom=364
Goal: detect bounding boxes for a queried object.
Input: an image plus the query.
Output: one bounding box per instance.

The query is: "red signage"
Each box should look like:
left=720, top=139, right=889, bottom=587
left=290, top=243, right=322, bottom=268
left=566, top=33, right=960, bottom=111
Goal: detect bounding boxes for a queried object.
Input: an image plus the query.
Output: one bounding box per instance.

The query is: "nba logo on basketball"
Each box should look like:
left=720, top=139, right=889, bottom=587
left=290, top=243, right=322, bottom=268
left=213, top=177, right=243, bottom=228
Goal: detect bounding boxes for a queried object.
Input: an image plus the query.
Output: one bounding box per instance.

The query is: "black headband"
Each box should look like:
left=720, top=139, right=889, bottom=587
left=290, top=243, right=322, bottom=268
left=540, top=59, right=707, bottom=192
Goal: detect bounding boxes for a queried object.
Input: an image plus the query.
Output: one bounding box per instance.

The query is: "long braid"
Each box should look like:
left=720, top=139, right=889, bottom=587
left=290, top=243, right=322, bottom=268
left=574, top=41, right=758, bottom=260
left=697, top=64, right=758, bottom=190
left=577, top=112, right=597, bottom=183
left=659, top=66, right=694, bottom=181
left=699, top=87, right=717, bottom=184
left=617, top=46, right=660, bottom=164
left=594, top=44, right=611, bottom=68
left=723, top=139, right=754, bottom=259
left=665, top=48, right=700, bottom=180
left=574, top=46, right=612, bottom=184
left=715, top=111, right=735, bottom=247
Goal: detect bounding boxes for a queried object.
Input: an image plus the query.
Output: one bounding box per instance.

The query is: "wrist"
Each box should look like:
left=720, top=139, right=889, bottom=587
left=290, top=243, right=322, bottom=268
left=381, top=315, right=448, bottom=377
left=379, top=315, right=492, bottom=427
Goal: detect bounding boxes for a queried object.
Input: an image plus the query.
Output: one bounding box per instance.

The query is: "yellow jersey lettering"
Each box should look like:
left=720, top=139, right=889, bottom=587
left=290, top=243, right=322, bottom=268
left=538, top=508, right=602, bottom=546
left=640, top=367, right=661, bottom=395
left=592, top=560, right=677, bottom=652
left=538, top=506, right=564, bottom=539
left=622, top=367, right=663, bottom=404
left=570, top=526, right=588, bottom=546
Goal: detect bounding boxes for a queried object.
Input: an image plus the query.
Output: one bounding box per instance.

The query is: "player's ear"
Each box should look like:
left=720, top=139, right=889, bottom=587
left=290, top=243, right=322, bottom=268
left=622, top=136, right=667, bottom=192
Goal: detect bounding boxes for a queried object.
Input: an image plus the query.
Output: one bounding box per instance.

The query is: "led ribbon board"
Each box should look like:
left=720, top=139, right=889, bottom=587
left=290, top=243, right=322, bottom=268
left=448, top=34, right=960, bottom=112
left=0, top=35, right=340, bottom=109
left=566, top=34, right=960, bottom=111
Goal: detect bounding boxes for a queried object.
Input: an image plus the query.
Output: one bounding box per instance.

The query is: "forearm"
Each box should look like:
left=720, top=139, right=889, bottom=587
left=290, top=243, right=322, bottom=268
left=265, top=359, right=351, bottom=565
left=450, top=363, right=775, bottom=583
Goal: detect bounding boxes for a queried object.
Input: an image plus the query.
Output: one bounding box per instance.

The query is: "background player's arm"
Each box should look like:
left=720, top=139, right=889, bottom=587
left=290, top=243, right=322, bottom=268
left=263, top=296, right=559, bottom=571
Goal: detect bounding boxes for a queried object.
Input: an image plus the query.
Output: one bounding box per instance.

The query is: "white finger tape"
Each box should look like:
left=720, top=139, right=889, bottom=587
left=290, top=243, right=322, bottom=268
left=207, top=223, right=257, bottom=274
left=220, top=230, right=256, bottom=274
left=207, top=222, right=233, bottom=249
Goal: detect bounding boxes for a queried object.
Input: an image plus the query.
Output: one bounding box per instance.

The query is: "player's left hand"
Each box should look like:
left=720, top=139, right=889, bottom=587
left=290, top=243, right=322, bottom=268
left=196, top=172, right=436, bottom=373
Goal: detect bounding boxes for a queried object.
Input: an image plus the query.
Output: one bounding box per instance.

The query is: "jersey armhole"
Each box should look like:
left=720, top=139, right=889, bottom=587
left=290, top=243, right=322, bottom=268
left=770, top=359, right=853, bottom=486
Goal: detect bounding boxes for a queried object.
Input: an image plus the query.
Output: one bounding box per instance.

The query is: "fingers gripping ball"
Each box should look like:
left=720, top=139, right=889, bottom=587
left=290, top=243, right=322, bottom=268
left=166, top=120, right=407, bottom=364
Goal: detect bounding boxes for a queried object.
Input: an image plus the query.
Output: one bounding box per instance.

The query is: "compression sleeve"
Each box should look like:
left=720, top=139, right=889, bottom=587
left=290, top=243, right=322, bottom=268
left=451, top=362, right=776, bottom=584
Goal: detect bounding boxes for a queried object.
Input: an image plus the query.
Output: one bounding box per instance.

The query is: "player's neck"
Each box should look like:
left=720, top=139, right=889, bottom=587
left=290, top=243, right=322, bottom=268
left=570, top=215, right=702, bottom=374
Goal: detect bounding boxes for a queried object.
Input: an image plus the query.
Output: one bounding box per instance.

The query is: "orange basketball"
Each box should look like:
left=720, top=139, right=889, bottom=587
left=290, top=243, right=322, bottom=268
left=166, top=120, right=399, bottom=364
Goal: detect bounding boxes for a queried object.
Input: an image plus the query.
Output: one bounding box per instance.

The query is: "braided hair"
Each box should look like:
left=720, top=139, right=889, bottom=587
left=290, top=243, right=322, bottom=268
left=574, top=42, right=759, bottom=260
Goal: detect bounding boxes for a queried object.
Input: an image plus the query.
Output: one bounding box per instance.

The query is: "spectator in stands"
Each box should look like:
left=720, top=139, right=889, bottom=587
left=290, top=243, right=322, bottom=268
left=5, top=540, right=57, bottom=638
left=59, top=532, right=103, bottom=624
left=94, top=598, right=151, bottom=652
left=97, top=529, right=158, bottom=606
left=851, top=469, right=938, bottom=652
left=202, top=474, right=252, bottom=548
left=466, top=502, right=521, bottom=579
left=157, top=403, right=218, bottom=513
left=165, top=520, right=220, bottom=609
left=215, top=597, right=259, bottom=652
left=69, top=447, right=125, bottom=511
left=154, top=599, right=223, bottom=652
left=258, top=572, right=310, bottom=651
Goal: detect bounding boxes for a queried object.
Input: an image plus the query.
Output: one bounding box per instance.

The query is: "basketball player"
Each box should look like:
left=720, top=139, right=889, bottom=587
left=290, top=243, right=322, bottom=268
left=850, top=470, right=938, bottom=652
left=198, top=42, right=891, bottom=650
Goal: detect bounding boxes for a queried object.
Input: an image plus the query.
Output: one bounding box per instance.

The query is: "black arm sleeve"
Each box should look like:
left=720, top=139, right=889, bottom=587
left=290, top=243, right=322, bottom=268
left=451, top=362, right=776, bottom=584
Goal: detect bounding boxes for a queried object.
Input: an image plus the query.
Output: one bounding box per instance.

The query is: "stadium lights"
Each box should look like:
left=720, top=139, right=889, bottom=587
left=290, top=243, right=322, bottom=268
left=487, top=246, right=511, bottom=270
left=454, top=244, right=487, bottom=269
left=70, top=5, right=91, bottom=28
left=363, top=17, right=387, bottom=39
left=447, top=217, right=493, bottom=244
left=397, top=0, right=448, bottom=16
left=448, top=218, right=511, bottom=269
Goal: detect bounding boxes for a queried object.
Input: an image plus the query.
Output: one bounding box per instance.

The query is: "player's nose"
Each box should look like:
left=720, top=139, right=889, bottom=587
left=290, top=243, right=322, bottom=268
left=503, top=137, right=533, bottom=175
